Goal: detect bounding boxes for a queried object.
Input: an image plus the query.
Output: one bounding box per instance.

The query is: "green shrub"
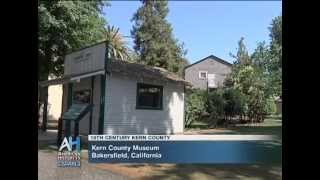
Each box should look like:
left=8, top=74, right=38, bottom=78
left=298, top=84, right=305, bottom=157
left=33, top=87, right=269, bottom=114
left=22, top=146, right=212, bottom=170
left=185, top=89, right=207, bottom=127
left=207, top=88, right=226, bottom=126
left=223, top=88, right=246, bottom=120
left=264, top=98, right=277, bottom=115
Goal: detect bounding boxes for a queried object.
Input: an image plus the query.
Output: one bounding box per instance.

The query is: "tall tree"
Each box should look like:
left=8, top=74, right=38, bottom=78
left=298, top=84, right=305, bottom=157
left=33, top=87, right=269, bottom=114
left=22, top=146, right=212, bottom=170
left=251, top=42, right=276, bottom=98
left=251, top=15, right=282, bottom=97
left=131, top=0, right=188, bottom=75
left=230, top=37, right=251, bottom=66
left=38, top=1, right=107, bottom=130
left=251, top=41, right=269, bottom=72
left=228, top=37, right=251, bottom=83
left=229, top=38, right=271, bottom=122
left=227, top=15, right=282, bottom=122
left=269, top=16, right=282, bottom=47
left=39, top=1, right=107, bottom=80
left=269, top=15, right=282, bottom=97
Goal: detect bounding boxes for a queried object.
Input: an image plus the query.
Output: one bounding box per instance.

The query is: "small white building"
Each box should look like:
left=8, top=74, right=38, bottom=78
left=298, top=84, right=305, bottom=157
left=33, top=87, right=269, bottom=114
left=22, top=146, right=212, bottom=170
left=40, top=41, right=189, bottom=135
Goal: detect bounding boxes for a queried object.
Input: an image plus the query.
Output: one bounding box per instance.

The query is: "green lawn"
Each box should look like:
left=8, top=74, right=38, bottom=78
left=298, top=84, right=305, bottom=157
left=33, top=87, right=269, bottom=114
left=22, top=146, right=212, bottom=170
left=230, top=116, right=282, bottom=143
left=187, top=120, right=210, bottom=129
left=186, top=116, right=282, bottom=143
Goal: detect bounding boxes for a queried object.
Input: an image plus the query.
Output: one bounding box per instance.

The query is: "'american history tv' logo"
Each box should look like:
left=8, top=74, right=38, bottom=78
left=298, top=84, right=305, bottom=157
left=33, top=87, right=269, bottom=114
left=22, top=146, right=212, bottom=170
left=57, top=136, right=81, bottom=167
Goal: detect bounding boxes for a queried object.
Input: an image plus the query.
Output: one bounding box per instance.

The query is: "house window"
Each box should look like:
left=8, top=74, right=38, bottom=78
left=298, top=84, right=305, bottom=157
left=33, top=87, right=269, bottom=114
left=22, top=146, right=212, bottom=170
left=199, top=71, right=208, bottom=79
left=73, top=89, right=91, bottom=104
left=136, top=83, right=163, bottom=110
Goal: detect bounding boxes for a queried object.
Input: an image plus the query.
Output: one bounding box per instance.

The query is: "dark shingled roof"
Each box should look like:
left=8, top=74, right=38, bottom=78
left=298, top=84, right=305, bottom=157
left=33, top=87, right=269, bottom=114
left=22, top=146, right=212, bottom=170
left=39, top=60, right=191, bottom=87
left=108, top=59, right=191, bottom=85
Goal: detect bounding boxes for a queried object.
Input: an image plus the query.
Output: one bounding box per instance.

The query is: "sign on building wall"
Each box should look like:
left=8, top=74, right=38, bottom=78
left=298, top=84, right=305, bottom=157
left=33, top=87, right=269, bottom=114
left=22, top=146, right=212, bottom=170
left=208, top=74, right=216, bottom=88
left=64, top=42, right=106, bottom=75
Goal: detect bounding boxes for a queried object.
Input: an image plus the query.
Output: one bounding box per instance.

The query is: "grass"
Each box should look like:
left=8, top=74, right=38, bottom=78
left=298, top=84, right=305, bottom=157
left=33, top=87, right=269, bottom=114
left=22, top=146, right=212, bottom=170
left=186, top=116, right=282, bottom=144
left=229, top=116, right=282, bottom=143
left=187, top=121, right=210, bottom=129
left=187, top=115, right=281, bottom=133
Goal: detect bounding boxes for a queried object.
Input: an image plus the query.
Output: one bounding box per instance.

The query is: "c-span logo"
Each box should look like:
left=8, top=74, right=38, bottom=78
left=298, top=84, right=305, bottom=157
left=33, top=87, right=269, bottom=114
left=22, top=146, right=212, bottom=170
left=57, top=136, right=81, bottom=167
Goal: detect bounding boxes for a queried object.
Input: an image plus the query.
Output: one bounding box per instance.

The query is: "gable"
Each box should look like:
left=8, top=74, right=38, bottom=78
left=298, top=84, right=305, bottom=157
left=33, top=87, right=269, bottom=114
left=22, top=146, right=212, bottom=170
left=184, top=57, right=232, bottom=75
left=184, top=55, right=232, bottom=70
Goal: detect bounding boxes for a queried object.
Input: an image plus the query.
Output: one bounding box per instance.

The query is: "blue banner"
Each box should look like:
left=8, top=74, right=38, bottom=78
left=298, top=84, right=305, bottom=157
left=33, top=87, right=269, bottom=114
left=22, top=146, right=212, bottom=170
left=88, top=141, right=281, bottom=164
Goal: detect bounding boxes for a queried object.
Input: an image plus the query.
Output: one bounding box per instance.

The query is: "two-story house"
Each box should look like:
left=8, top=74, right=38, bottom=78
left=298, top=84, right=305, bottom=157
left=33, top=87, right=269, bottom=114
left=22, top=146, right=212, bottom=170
left=184, top=55, right=232, bottom=90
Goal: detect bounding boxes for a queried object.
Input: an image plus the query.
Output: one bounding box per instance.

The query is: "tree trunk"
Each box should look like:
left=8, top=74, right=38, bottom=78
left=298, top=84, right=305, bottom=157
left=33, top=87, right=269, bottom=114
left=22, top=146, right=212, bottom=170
left=38, top=101, right=42, bottom=128
left=39, top=68, right=49, bottom=132
left=41, top=86, right=49, bottom=132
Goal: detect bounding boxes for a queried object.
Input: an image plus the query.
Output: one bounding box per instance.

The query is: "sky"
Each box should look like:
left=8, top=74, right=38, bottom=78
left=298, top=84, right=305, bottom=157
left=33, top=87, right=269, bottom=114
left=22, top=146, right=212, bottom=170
left=103, top=1, right=282, bottom=64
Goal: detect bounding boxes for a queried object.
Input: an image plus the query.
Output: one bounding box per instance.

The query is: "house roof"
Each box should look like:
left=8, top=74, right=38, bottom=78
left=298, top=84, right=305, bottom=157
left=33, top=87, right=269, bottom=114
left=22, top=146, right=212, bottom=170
left=108, top=59, right=191, bottom=86
left=38, top=69, right=105, bottom=87
left=39, top=60, right=191, bottom=87
left=184, top=55, right=233, bottom=70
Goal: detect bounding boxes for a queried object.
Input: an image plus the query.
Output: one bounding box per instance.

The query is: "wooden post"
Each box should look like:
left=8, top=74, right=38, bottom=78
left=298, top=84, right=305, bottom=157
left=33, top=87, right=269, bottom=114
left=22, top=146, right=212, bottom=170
left=98, top=41, right=109, bottom=134
left=89, top=76, right=95, bottom=134
left=74, top=121, right=79, bottom=137
left=65, top=120, right=71, bottom=137
left=57, top=117, right=63, bottom=145
left=38, top=89, right=41, bottom=129
left=98, top=74, right=106, bottom=134
left=67, top=83, right=73, bottom=108
left=57, top=84, right=65, bottom=146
